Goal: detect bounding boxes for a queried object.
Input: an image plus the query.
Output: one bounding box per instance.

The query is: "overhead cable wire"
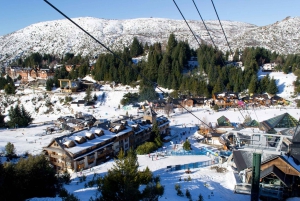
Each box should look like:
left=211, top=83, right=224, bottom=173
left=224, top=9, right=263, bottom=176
left=173, top=0, right=246, bottom=122
left=192, top=0, right=217, bottom=50
left=192, top=0, right=226, bottom=68
left=172, top=0, right=211, bottom=64
left=210, top=0, right=233, bottom=55
left=44, top=0, right=212, bottom=129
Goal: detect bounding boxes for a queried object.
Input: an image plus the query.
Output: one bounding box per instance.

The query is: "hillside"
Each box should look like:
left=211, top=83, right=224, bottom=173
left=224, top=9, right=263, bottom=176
left=0, top=17, right=300, bottom=64
left=2, top=16, right=300, bottom=65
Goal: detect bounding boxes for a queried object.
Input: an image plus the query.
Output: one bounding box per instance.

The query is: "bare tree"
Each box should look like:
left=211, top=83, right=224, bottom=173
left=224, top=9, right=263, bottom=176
left=164, top=103, right=173, bottom=117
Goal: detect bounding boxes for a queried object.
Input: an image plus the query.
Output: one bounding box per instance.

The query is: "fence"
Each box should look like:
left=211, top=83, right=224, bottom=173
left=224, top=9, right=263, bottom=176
left=234, top=183, right=252, bottom=194
left=166, top=149, right=232, bottom=157
left=166, top=160, right=213, bottom=171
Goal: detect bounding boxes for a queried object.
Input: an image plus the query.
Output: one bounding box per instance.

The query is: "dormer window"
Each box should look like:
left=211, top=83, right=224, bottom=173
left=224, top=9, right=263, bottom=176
left=75, top=136, right=86, bottom=144
left=63, top=140, right=75, bottom=148
left=95, top=129, right=104, bottom=137
left=85, top=132, right=95, bottom=140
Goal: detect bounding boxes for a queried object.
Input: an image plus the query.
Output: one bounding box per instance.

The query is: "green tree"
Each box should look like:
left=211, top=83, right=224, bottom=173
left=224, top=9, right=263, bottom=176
left=183, top=140, right=191, bottom=151
left=5, top=142, right=16, bottom=158
left=283, top=65, right=290, bottom=74
left=248, top=75, right=257, bottom=94
left=130, top=37, right=143, bottom=57
left=93, top=93, right=98, bottom=101
left=84, top=86, right=92, bottom=103
left=98, top=149, right=141, bottom=201
left=166, top=33, right=177, bottom=54
left=46, top=78, right=55, bottom=91
left=7, top=104, right=32, bottom=128
left=0, top=111, right=4, bottom=127
left=267, top=78, right=278, bottom=95
left=98, top=149, right=164, bottom=201
left=136, top=142, right=157, bottom=155
left=297, top=100, right=300, bottom=108
left=78, top=61, right=89, bottom=78
left=139, top=85, right=157, bottom=102
left=0, top=155, right=59, bottom=201
left=198, top=194, right=204, bottom=201
left=4, top=83, right=15, bottom=95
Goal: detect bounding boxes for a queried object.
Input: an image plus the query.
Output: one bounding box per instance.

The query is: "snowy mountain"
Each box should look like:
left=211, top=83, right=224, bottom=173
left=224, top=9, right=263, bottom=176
left=1, top=16, right=300, bottom=65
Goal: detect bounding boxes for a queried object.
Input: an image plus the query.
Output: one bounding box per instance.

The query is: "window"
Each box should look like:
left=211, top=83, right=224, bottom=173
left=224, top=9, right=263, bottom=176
left=97, top=149, right=104, bottom=155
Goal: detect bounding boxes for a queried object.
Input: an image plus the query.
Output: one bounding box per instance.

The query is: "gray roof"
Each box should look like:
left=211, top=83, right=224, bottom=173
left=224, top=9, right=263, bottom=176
left=233, top=150, right=278, bottom=172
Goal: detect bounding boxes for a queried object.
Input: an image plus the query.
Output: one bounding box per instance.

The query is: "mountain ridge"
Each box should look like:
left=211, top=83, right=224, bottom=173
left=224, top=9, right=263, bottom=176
left=0, top=16, right=299, bottom=65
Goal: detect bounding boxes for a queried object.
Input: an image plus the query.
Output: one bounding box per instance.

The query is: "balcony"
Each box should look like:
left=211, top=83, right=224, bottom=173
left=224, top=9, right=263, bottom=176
left=50, top=154, right=63, bottom=159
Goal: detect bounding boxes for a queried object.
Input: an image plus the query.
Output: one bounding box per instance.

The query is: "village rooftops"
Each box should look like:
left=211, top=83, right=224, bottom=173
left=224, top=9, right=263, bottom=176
left=58, top=126, right=133, bottom=155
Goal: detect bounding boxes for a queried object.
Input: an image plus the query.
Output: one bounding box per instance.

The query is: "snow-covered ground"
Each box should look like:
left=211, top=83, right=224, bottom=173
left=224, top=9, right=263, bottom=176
left=1, top=72, right=300, bottom=200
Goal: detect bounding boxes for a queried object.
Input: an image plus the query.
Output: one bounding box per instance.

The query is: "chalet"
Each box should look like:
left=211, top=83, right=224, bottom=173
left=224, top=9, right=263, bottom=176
left=43, top=107, right=170, bottom=173
left=262, top=63, right=277, bottom=71
left=5, top=66, right=54, bottom=83
left=58, top=79, right=81, bottom=92
left=233, top=150, right=300, bottom=198
left=213, top=92, right=239, bottom=108
left=151, top=99, right=167, bottom=112
left=43, top=124, right=134, bottom=172
left=38, top=68, right=55, bottom=79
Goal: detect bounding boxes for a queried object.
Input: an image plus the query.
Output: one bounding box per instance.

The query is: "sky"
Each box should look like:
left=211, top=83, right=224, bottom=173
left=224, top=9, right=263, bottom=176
left=0, top=0, right=300, bottom=36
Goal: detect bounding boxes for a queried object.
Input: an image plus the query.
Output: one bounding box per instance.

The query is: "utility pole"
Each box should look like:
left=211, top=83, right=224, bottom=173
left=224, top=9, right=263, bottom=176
left=251, top=152, right=261, bottom=201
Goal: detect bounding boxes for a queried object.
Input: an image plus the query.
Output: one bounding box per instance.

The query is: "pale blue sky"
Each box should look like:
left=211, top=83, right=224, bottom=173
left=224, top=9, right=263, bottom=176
left=0, top=0, right=299, bottom=36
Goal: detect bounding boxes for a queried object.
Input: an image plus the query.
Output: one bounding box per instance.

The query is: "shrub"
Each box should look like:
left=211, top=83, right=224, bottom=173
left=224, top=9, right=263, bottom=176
left=185, top=189, right=191, bottom=199
left=59, top=188, right=69, bottom=198
left=136, top=142, right=157, bottom=155
left=213, top=104, right=219, bottom=111
left=183, top=140, right=191, bottom=151
left=175, top=184, right=184, bottom=196
left=65, top=96, right=73, bottom=103
left=175, top=184, right=181, bottom=191
left=59, top=171, right=71, bottom=184
left=88, top=180, right=95, bottom=187
left=62, top=193, right=80, bottom=201
left=5, top=142, right=16, bottom=158
left=198, top=193, right=204, bottom=201
left=79, top=174, right=87, bottom=183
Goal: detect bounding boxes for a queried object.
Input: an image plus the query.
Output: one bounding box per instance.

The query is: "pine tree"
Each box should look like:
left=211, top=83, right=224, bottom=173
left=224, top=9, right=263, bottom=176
left=5, top=142, right=16, bottom=158
left=267, top=78, right=278, bottom=95
left=98, top=149, right=164, bottom=201
left=198, top=194, right=204, bottom=201
left=99, top=149, right=141, bottom=201
left=93, top=93, right=98, bottom=101
left=7, top=104, right=32, bottom=128
left=4, top=83, right=15, bottom=95
left=130, top=37, right=143, bottom=57
left=139, top=85, right=157, bottom=102
left=183, top=140, right=191, bottom=151
left=84, top=86, right=92, bottom=103
left=0, top=111, right=4, bottom=127
left=248, top=75, right=257, bottom=94
left=166, top=33, right=177, bottom=55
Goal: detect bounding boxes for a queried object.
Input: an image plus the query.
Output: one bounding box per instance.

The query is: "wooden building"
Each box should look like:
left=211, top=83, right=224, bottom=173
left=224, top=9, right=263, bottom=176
left=233, top=150, right=300, bottom=198
left=213, top=92, right=239, bottom=108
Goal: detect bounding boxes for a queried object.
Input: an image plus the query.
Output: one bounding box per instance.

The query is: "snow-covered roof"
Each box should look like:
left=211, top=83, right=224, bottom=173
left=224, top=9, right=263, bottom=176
left=60, top=126, right=132, bottom=155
